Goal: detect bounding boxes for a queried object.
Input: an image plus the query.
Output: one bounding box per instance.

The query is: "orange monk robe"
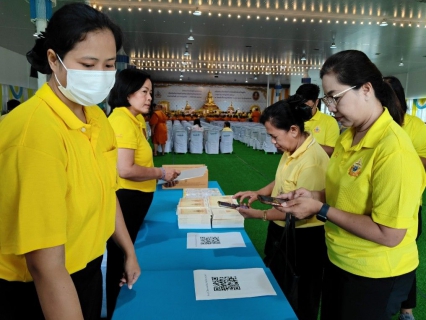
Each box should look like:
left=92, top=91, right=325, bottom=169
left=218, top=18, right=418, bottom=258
left=251, top=110, right=261, bottom=123
left=149, top=110, right=168, bottom=144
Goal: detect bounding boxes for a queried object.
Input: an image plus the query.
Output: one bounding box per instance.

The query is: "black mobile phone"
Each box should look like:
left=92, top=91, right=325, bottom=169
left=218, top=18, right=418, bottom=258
left=257, top=195, right=288, bottom=206
left=217, top=201, right=248, bottom=209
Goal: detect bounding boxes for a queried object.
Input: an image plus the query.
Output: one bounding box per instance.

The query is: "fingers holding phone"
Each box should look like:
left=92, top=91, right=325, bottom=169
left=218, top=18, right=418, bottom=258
left=232, top=191, right=258, bottom=207
left=257, top=195, right=288, bottom=207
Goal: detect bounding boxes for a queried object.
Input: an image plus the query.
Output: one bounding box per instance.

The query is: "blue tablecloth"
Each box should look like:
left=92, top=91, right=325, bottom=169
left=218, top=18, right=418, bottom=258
left=112, top=182, right=297, bottom=320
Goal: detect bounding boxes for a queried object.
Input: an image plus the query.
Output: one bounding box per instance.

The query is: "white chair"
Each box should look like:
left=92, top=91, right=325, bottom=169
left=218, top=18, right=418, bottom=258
left=173, top=129, right=188, bottom=153
left=220, top=131, right=233, bottom=154
left=256, top=129, right=267, bottom=150
left=189, top=130, right=204, bottom=154
left=249, top=127, right=261, bottom=149
left=263, top=133, right=277, bottom=154
left=243, top=126, right=252, bottom=145
left=160, top=127, right=173, bottom=153
left=204, top=129, right=220, bottom=154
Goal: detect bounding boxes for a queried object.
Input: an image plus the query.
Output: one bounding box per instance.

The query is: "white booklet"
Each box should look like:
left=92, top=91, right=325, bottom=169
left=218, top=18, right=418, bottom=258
left=194, top=268, right=277, bottom=300
left=157, top=166, right=207, bottom=184
left=187, top=232, right=246, bottom=249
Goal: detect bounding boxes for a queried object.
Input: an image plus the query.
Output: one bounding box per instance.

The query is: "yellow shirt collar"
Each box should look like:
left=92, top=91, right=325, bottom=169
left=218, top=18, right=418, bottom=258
left=341, top=107, right=390, bottom=151
left=286, top=133, right=316, bottom=160
left=36, top=83, right=102, bottom=130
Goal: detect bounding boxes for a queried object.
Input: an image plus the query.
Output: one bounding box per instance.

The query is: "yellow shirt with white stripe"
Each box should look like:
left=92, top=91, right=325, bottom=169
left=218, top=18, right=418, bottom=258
left=325, top=108, right=425, bottom=278
left=272, top=133, right=329, bottom=228
left=304, top=110, right=340, bottom=147
left=109, top=107, right=156, bottom=193
left=0, top=83, right=117, bottom=281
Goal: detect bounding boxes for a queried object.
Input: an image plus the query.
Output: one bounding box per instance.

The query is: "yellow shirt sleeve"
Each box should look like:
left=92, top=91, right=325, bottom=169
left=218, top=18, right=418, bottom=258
left=110, top=114, right=139, bottom=150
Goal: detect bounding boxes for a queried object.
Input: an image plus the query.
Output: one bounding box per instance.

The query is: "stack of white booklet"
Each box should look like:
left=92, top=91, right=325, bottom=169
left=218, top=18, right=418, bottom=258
left=176, top=194, right=245, bottom=229
left=209, top=196, right=244, bottom=228
left=177, top=198, right=211, bottom=229
left=182, top=188, right=222, bottom=199
left=210, top=207, right=245, bottom=228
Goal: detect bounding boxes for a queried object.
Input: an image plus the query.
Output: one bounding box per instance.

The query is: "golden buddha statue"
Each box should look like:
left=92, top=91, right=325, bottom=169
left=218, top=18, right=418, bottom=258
left=227, top=102, right=235, bottom=113
left=205, top=91, right=215, bottom=105
left=201, top=90, right=220, bottom=111
left=184, top=101, right=192, bottom=111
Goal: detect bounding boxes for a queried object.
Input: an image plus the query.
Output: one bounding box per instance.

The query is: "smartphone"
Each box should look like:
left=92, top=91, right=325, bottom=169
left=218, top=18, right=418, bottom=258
left=257, top=195, right=288, bottom=206
left=217, top=201, right=248, bottom=209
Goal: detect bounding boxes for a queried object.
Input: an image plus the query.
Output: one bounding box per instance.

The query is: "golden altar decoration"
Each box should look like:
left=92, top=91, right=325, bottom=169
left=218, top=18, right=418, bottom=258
left=200, top=90, right=220, bottom=111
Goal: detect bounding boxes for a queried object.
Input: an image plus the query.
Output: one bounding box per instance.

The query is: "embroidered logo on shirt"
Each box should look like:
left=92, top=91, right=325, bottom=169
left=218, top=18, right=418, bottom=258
left=348, top=158, right=362, bottom=177
left=314, top=126, right=321, bottom=133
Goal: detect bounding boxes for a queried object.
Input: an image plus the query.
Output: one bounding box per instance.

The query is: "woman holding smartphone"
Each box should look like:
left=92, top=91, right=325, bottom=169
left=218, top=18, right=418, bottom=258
left=278, top=50, right=425, bottom=320
left=234, top=95, right=329, bottom=320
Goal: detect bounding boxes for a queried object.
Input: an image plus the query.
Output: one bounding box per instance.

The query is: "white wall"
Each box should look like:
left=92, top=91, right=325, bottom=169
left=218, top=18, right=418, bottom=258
left=0, top=47, right=37, bottom=89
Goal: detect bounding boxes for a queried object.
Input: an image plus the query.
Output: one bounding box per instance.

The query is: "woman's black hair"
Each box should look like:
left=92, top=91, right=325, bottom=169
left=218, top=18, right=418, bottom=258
left=320, top=50, right=403, bottom=125
left=260, top=95, right=313, bottom=132
left=384, top=76, right=407, bottom=114
left=194, top=119, right=202, bottom=127
left=26, top=3, right=123, bottom=75
left=108, top=69, right=151, bottom=113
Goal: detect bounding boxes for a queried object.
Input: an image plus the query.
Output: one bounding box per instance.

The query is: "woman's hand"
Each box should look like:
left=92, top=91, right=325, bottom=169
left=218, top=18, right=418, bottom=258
left=233, top=191, right=259, bottom=207
left=163, top=168, right=180, bottom=182
left=163, top=180, right=179, bottom=188
left=119, top=255, right=141, bottom=290
left=276, top=188, right=313, bottom=201
left=236, top=207, right=263, bottom=219
left=277, top=197, right=322, bottom=220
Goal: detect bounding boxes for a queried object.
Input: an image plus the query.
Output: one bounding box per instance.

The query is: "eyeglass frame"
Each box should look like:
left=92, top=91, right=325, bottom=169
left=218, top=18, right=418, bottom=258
left=320, top=85, right=359, bottom=108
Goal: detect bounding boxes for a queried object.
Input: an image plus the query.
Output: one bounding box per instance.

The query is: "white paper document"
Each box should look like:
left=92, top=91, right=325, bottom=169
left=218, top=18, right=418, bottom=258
left=187, top=232, right=246, bottom=249
left=193, top=268, right=277, bottom=300
left=157, top=166, right=207, bottom=184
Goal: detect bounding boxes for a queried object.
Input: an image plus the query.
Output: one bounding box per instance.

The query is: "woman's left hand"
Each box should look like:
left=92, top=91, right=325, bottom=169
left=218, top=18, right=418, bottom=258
left=120, top=255, right=141, bottom=290
left=276, top=197, right=322, bottom=220
left=164, top=180, right=179, bottom=188
left=236, top=207, right=263, bottom=219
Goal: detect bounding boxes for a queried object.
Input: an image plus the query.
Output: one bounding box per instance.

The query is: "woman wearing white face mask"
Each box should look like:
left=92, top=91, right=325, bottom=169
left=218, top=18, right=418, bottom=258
left=0, top=4, right=140, bottom=320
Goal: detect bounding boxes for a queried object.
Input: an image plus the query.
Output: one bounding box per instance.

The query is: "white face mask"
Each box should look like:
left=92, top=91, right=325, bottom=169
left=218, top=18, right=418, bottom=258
left=54, top=55, right=116, bottom=106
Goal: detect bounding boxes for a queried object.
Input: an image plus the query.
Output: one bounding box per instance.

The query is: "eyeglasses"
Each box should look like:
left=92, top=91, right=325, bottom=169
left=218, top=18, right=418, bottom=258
left=321, top=85, right=358, bottom=108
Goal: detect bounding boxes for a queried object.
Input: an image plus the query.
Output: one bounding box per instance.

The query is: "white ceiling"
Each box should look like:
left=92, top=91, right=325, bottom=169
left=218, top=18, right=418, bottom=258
left=1, top=0, right=426, bottom=85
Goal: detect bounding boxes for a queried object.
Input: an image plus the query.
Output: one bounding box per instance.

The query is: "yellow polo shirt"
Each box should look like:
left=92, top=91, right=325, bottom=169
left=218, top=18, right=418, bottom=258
left=305, top=110, right=340, bottom=147
left=136, top=114, right=147, bottom=130
left=272, top=134, right=329, bottom=228
left=325, top=108, right=425, bottom=278
left=0, top=83, right=117, bottom=281
left=403, top=114, right=426, bottom=158
left=109, top=107, right=156, bottom=192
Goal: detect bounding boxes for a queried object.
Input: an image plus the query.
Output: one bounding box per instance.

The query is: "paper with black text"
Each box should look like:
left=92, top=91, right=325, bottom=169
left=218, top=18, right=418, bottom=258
left=187, top=232, right=246, bottom=249
left=193, top=268, right=277, bottom=300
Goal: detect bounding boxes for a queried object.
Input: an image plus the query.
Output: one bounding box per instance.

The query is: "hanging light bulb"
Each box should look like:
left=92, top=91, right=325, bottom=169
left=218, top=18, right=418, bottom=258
left=188, top=32, right=194, bottom=41
left=380, top=19, right=388, bottom=27
left=193, top=7, right=201, bottom=16
left=330, top=42, right=337, bottom=49
left=399, top=58, right=404, bottom=67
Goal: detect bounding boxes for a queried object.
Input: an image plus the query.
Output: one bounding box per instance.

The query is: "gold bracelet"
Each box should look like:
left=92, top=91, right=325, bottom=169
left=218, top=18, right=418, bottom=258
left=262, top=210, right=268, bottom=221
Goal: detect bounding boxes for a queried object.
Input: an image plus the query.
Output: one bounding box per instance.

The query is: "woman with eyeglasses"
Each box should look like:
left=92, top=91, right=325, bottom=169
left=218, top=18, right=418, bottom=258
left=277, top=50, right=425, bottom=320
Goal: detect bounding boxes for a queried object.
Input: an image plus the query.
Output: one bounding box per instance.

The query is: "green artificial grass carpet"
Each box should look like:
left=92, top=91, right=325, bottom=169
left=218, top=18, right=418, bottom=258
left=154, top=140, right=426, bottom=320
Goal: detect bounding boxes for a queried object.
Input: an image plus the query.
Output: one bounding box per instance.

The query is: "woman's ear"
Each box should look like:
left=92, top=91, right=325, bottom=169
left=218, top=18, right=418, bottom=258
left=361, top=82, right=374, bottom=101
left=47, top=49, right=59, bottom=73
left=289, top=125, right=300, bottom=137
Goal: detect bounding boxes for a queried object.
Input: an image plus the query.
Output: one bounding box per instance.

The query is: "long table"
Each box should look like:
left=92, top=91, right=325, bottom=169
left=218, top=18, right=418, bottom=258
left=112, top=181, right=297, bottom=320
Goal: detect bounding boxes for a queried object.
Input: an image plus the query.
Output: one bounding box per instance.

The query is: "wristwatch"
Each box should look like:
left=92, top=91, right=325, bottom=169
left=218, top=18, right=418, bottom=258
left=316, top=203, right=330, bottom=222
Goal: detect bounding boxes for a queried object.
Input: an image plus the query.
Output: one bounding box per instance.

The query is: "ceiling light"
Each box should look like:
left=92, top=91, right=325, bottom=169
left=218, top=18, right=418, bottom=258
left=380, top=19, right=388, bottom=27
left=193, top=7, right=201, bottom=16
left=180, top=72, right=184, bottom=78
left=399, top=58, right=404, bottom=67
left=330, top=42, right=337, bottom=49
left=254, top=75, right=258, bottom=80
left=300, top=54, right=306, bottom=61
left=188, top=32, right=194, bottom=41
